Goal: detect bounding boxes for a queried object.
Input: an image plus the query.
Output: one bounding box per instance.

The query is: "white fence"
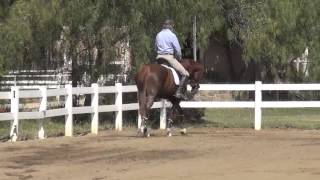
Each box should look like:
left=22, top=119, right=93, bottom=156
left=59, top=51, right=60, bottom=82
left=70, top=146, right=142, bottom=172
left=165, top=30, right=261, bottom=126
left=0, top=70, right=71, bottom=90
left=1, top=81, right=320, bottom=142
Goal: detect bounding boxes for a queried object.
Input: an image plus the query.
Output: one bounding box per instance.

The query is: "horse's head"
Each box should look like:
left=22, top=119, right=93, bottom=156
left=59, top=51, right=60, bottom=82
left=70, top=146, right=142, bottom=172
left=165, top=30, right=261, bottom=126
left=181, top=59, right=204, bottom=95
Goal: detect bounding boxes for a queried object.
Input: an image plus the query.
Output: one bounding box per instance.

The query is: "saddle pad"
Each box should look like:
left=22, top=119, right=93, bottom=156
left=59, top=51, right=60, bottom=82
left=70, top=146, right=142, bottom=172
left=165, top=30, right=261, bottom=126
left=161, top=64, right=179, bottom=85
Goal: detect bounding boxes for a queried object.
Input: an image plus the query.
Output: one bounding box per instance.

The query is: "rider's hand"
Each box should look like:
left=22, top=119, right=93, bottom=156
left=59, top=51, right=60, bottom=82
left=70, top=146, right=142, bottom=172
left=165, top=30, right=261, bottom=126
left=176, top=54, right=182, bottom=61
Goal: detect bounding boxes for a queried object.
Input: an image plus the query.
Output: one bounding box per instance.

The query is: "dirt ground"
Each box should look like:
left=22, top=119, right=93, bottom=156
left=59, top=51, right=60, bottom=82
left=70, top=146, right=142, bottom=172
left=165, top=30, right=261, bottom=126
left=1, top=128, right=320, bottom=180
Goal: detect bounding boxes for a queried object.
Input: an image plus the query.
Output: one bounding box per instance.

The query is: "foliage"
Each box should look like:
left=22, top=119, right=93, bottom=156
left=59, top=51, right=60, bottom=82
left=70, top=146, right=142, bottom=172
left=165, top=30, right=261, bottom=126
left=0, top=0, right=319, bottom=82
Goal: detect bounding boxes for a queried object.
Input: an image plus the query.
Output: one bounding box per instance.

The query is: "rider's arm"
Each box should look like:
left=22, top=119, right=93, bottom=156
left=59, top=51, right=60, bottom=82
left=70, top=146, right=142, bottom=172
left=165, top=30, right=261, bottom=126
left=171, top=34, right=182, bottom=61
left=155, top=33, right=159, bottom=52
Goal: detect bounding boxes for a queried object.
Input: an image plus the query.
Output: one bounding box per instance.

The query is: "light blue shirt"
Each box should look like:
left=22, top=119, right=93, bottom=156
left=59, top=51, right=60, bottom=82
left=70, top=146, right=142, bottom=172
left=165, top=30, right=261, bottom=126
left=155, top=29, right=182, bottom=60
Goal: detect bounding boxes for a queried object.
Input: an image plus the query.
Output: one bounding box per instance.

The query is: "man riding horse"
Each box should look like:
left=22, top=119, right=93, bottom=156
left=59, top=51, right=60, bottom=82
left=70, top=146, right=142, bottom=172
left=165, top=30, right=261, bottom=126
left=155, top=19, right=189, bottom=100
left=135, top=19, right=204, bottom=137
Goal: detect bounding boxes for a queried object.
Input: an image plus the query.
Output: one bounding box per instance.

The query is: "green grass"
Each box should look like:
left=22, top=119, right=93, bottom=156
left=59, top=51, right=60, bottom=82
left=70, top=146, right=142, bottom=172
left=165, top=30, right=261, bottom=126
left=203, top=108, right=254, bottom=128
left=0, top=121, right=10, bottom=140
left=0, top=117, right=117, bottom=141
left=262, top=108, right=320, bottom=129
left=204, top=108, right=320, bottom=129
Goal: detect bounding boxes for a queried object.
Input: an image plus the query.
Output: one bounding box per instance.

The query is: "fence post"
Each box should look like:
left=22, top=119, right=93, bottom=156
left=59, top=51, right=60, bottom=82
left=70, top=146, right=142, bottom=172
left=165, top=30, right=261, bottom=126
left=137, top=113, right=142, bottom=129
left=91, top=83, right=99, bottom=134
left=10, top=86, right=19, bottom=142
left=160, top=99, right=167, bottom=129
left=56, top=85, right=61, bottom=103
left=39, top=86, right=47, bottom=139
left=255, top=81, right=262, bottom=130
left=65, top=84, right=73, bottom=136
left=115, top=83, right=122, bottom=131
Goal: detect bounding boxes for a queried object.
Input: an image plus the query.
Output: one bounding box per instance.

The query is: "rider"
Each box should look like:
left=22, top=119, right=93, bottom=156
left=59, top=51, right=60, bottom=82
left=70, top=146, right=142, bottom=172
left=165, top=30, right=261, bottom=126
left=155, top=19, right=189, bottom=100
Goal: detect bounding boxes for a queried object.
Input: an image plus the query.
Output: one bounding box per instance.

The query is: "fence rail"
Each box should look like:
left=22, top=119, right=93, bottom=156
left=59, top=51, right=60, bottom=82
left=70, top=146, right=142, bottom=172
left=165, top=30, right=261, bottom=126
left=0, top=70, right=71, bottom=90
left=1, top=81, right=320, bottom=142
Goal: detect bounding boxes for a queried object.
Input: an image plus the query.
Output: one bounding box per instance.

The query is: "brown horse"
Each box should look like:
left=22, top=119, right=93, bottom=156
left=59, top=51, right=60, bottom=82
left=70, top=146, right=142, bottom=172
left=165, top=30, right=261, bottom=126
left=135, top=58, right=204, bottom=137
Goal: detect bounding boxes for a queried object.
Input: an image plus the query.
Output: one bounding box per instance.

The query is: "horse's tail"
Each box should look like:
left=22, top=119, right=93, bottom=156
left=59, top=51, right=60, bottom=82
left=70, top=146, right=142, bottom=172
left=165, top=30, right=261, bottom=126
left=135, top=65, right=149, bottom=118
left=135, top=65, right=149, bottom=92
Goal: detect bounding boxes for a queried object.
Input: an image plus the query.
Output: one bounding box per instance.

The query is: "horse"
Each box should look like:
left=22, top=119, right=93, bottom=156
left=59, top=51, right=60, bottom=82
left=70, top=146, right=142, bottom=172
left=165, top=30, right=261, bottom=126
left=135, top=58, right=204, bottom=137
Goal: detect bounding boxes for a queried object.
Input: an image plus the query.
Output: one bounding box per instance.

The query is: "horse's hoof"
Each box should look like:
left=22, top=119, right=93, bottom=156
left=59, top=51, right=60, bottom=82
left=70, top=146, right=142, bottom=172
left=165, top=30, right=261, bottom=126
left=180, top=128, right=187, bottom=135
left=144, top=132, right=150, bottom=138
left=138, top=127, right=143, bottom=135
left=143, top=127, right=150, bottom=137
left=166, top=128, right=172, bottom=137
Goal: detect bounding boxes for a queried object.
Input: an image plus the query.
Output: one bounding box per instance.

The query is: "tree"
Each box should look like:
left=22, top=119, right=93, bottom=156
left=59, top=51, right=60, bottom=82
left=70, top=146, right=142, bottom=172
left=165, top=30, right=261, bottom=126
left=0, top=0, right=319, bottom=84
left=213, top=0, right=320, bottom=82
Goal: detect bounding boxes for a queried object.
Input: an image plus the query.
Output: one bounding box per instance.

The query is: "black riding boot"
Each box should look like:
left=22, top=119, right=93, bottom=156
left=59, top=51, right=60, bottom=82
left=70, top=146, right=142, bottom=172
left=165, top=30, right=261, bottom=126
left=174, top=75, right=188, bottom=100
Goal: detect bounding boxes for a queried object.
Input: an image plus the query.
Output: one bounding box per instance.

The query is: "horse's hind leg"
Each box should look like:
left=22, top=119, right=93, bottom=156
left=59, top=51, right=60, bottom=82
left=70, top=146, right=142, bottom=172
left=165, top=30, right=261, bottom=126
left=138, top=91, right=156, bottom=137
left=141, top=95, right=155, bottom=137
left=138, top=91, right=149, bottom=137
left=139, top=112, right=149, bottom=137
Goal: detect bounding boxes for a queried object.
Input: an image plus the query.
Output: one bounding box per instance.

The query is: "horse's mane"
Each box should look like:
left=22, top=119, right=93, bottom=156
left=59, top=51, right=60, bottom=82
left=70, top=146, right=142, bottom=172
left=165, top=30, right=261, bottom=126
left=180, top=59, right=204, bottom=74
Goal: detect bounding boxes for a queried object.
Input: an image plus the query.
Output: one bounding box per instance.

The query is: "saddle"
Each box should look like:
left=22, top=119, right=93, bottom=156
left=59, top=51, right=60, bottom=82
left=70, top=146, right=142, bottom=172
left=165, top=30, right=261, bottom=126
left=156, top=58, right=180, bottom=85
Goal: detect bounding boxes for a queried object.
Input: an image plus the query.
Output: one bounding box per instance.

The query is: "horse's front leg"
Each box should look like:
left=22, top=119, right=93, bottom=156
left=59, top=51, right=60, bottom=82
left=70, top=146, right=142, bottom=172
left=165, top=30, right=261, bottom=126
left=176, top=104, right=187, bottom=135
left=166, top=105, right=176, bottom=137
left=166, top=117, right=174, bottom=137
